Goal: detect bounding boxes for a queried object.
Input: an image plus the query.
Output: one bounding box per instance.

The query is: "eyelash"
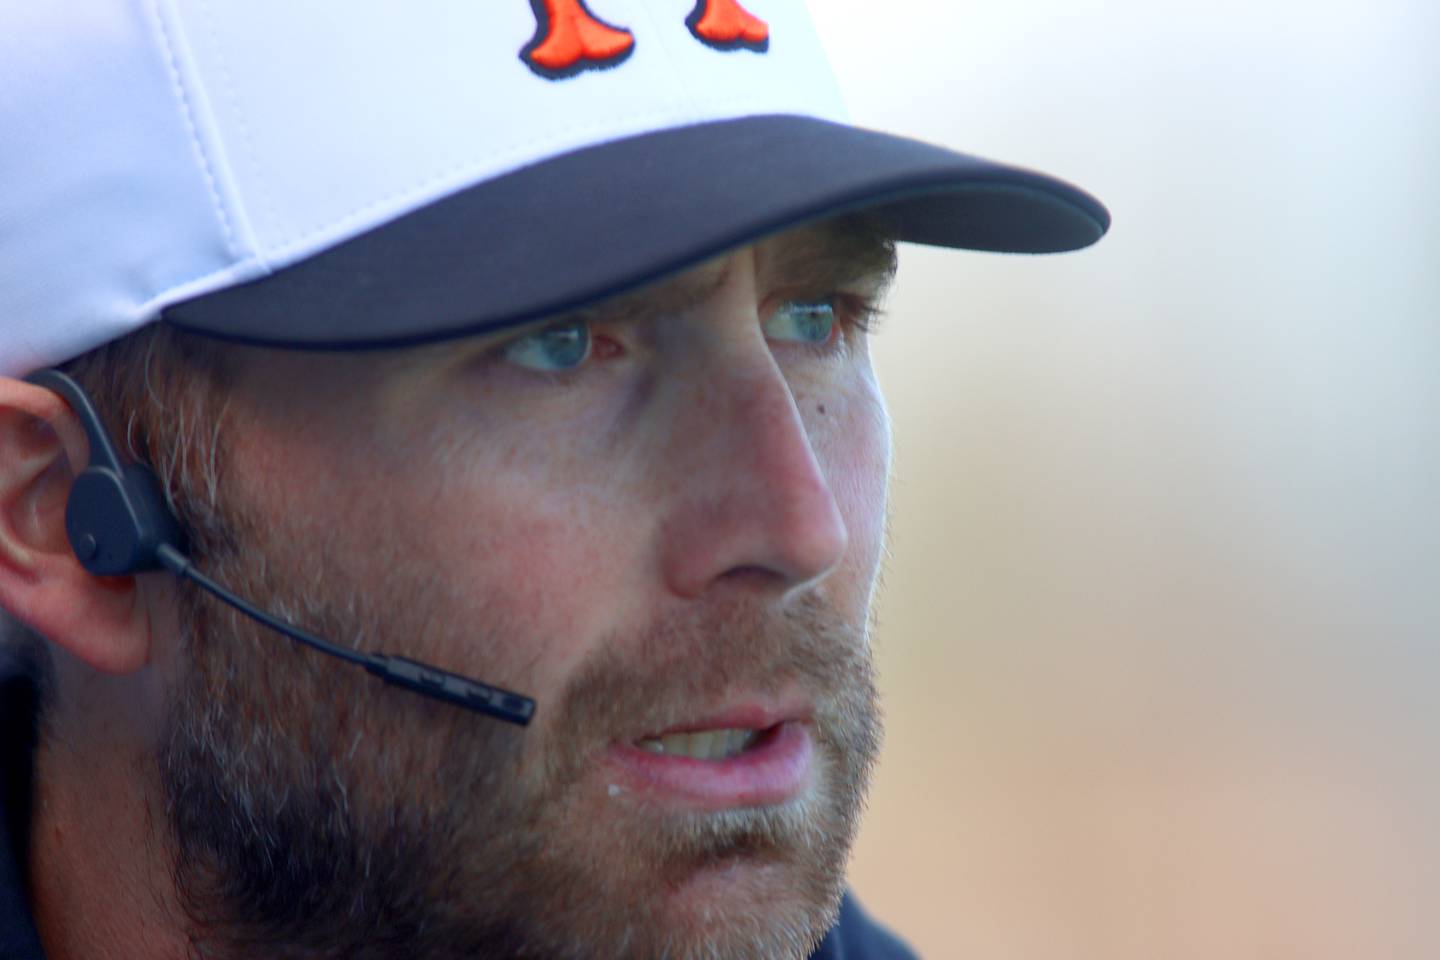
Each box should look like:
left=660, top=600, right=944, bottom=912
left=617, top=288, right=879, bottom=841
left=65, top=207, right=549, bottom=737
left=829, top=292, right=885, bottom=336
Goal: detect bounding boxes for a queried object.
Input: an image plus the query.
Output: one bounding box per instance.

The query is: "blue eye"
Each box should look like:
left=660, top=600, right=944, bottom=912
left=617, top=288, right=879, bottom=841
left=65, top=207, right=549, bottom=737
left=502, top=320, right=591, bottom=371
left=764, top=302, right=836, bottom=344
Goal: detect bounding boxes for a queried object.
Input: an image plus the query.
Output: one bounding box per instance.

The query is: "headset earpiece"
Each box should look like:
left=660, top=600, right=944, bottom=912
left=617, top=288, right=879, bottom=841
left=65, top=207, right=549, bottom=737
left=61, top=461, right=181, bottom=576
left=21, top=368, right=533, bottom=725
left=23, top=369, right=184, bottom=576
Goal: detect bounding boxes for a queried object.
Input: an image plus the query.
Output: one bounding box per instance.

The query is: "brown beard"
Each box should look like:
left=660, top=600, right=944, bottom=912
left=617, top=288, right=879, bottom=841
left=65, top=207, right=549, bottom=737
left=157, top=523, right=880, bottom=959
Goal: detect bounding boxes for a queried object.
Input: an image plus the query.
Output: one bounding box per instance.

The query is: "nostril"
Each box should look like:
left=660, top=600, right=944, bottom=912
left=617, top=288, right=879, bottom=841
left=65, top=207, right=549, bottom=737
left=716, top=566, right=788, bottom=588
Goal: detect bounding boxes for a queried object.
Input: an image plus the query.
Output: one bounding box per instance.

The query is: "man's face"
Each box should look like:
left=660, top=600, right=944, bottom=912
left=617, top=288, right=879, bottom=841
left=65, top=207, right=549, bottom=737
left=158, top=220, right=896, bottom=958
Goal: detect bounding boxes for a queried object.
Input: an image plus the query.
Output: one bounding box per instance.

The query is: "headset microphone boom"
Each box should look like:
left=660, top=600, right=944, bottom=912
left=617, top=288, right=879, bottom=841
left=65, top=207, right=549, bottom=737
left=24, top=368, right=536, bottom=727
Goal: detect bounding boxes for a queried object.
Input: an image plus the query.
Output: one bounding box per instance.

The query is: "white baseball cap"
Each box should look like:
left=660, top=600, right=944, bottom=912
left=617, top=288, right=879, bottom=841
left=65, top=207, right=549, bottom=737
left=0, top=0, right=1109, bottom=376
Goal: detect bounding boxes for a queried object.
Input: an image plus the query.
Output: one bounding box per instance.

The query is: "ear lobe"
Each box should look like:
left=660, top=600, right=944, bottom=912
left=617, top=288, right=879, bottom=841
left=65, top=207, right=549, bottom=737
left=0, top=377, right=150, bottom=675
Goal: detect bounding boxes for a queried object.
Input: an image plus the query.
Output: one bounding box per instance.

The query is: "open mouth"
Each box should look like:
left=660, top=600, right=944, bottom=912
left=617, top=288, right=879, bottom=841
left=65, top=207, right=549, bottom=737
left=634, top=725, right=780, bottom=761
left=608, top=720, right=811, bottom=808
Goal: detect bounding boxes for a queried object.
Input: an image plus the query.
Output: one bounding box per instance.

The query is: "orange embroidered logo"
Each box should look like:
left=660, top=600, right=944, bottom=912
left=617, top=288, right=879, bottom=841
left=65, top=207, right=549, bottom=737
left=522, top=0, right=770, bottom=79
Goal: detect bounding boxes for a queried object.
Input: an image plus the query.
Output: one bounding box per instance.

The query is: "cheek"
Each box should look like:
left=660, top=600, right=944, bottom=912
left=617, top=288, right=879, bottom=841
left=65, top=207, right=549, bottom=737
left=424, top=492, right=608, bottom=635
left=228, top=405, right=632, bottom=691
left=375, top=449, right=642, bottom=688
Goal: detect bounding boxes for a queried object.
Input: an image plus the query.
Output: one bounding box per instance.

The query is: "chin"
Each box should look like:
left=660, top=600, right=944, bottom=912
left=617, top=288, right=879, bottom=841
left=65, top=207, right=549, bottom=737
left=544, top=794, right=851, bottom=958
left=623, top=859, right=844, bottom=960
left=674, top=854, right=842, bottom=924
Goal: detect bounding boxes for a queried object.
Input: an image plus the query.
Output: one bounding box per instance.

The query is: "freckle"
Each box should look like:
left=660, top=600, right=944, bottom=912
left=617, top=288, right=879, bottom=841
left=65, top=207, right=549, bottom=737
left=817, top=403, right=827, bottom=415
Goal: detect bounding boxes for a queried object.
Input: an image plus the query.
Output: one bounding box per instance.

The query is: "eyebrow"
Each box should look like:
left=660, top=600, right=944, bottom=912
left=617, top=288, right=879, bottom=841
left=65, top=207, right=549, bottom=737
left=594, top=215, right=900, bottom=321
left=763, top=214, right=899, bottom=299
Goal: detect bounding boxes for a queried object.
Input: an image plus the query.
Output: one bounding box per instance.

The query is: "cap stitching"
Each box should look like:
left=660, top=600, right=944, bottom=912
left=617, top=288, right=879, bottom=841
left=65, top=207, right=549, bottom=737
left=146, top=0, right=239, bottom=260
left=196, top=0, right=275, bottom=268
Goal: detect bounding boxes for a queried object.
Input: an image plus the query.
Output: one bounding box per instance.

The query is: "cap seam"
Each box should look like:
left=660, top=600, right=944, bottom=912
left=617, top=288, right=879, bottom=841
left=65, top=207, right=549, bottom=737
left=631, top=2, right=695, bottom=111
left=194, top=0, right=276, bottom=269
left=144, top=0, right=241, bottom=261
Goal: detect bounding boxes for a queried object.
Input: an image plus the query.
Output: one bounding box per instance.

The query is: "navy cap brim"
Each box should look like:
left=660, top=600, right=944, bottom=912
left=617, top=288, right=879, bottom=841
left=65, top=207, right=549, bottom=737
left=163, top=114, right=1109, bottom=350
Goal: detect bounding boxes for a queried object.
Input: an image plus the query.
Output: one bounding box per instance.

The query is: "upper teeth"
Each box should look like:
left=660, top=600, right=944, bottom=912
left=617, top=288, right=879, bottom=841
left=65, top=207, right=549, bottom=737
left=636, top=728, right=759, bottom=760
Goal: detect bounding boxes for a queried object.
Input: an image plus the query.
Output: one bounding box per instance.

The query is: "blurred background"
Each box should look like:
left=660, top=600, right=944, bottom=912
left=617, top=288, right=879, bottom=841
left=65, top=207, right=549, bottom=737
left=812, top=0, right=1440, bottom=956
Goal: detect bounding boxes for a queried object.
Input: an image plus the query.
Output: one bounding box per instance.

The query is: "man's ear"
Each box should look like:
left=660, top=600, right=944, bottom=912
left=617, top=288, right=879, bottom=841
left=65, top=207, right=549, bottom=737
left=0, top=376, right=150, bottom=674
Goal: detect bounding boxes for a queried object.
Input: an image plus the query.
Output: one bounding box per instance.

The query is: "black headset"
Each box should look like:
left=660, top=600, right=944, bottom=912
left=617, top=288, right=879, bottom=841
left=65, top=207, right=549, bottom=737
left=24, top=368, right=535, bottom=726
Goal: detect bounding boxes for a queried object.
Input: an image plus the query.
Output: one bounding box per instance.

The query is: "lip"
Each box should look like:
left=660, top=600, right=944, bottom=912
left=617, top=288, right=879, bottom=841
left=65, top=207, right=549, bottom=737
left=604, top=719, right=815, bottom=810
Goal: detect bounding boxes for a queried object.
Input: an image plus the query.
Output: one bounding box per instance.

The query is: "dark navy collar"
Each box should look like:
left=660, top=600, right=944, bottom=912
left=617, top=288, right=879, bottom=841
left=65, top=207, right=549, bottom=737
left=1, top=649, right=45, bottom=959
left=810, top=891, right=919, bottom=960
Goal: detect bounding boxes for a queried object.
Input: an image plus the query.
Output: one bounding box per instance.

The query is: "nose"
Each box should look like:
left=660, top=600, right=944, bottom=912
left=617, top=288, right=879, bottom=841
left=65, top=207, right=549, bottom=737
left=657, top=337, right=849, bottom=601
